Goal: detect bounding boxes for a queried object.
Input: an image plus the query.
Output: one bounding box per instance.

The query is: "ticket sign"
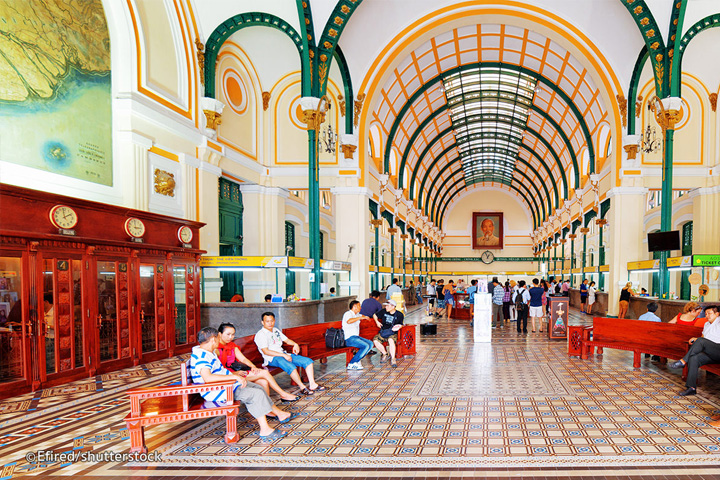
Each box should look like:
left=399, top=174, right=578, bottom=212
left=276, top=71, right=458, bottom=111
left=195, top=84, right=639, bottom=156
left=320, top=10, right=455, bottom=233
left=693, top=255, right=720, bottom=267
left=666, top=256, right=692, bottom=267
left=199, top=256, right=288, bottom=268
left=288, top=257, right=314, bottom=268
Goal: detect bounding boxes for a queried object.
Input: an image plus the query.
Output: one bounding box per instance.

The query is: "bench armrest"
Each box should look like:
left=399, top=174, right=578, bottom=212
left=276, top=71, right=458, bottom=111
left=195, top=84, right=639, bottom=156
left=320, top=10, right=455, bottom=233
left=127, top=379, right=237, bottom=416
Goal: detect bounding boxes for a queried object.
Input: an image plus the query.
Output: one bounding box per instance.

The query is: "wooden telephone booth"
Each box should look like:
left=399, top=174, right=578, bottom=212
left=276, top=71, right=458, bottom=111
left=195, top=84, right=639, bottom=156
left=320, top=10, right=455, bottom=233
left=0, top=184, right=204, bottom=399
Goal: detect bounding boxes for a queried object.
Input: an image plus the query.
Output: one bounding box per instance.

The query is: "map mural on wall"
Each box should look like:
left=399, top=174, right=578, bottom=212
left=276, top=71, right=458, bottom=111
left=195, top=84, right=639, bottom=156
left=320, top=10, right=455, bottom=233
left=0, top=0, right=112, bottom=186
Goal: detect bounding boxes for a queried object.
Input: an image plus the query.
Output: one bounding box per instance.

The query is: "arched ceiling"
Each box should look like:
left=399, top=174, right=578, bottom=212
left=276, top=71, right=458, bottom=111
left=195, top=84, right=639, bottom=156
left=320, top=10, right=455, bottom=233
left=371, top=23, right=611, bottom=229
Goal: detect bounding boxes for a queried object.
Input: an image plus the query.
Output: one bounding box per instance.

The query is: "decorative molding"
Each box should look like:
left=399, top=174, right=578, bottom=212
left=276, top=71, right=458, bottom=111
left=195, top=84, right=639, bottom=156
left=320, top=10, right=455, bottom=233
left=353, top=93, right=365, bottom=128
left=239, top=184, right=290, bottom=198
left=616, top=93, right=627, bottom=127
left=330, top=186, right=372, bottom=197
left=710, top=93, right=718, bottom=112
left=605, top=186, right=649, bottom=198
left=262, top=91, right=271, bottom=111
left=198, top=161, right=222, bottom=177
left=195, top=39, right=205, bottom=86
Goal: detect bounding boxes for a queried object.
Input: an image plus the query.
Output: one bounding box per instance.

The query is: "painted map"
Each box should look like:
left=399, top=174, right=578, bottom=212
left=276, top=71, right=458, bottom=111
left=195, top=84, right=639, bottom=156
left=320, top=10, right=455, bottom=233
left=0, top=0, right=112, bottom=185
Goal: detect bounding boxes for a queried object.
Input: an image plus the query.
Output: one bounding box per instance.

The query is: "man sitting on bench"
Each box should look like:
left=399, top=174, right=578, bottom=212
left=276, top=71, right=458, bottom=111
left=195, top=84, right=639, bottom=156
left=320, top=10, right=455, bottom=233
left=669, top=305, right=720, bottom=396
left=373, top=299, right=404, bottom=368
left=254, top=311, right=327, bottom=396
left=191, top=327, right=296, bottom=442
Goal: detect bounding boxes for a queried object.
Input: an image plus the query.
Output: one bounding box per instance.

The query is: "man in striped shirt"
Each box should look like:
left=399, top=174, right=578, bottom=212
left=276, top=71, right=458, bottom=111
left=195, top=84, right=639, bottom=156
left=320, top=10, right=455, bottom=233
left=491, top=278, right=505, bottom=328
left=190, top=327, right=295, bottom=441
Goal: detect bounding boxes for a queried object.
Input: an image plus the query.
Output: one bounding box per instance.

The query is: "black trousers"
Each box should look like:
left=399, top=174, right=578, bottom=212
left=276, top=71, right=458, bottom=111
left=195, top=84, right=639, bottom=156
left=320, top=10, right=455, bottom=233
left=682, top=337, right=720, bottom=388
left=516, top=307, right=528, bottom=332
left=502, top=301, right=512, bottom=320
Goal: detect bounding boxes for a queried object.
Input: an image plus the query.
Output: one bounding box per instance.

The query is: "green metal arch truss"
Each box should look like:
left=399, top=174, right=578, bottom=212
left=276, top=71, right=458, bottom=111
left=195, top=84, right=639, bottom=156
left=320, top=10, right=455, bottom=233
left=423, top=156, right=552, bottom=223
left=433, top=175, right=540, bottom=230
left=678, top=13, right=720, bottom=96
left=295, top=0, right=315, bottom=95
left=416, top=142, right=558, bottom=213
left=403, top=104, right=576, bottom=198
left=204, top=12, right=304, bottom=99
left=627, top=45, right=649, bottom=135
left=667, top=0, right=688, bottom=97
left=619, top=0, right=666, bottom=95
left=388, top=62, right=595, bottom=180
left=428, top=167, right=543, bottom=228
left=333, top=46, right=354, bottom=134
left=316, top=0, right=365, bottom=96
left=411, top=121, right=568, bottom=208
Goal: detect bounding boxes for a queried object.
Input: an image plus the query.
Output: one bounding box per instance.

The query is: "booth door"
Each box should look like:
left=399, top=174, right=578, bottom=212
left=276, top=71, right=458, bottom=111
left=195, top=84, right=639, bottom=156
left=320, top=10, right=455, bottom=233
left=94, top=258, right=134, bottom=374
left=0, top=250, right=30, bottom=394
left=171, top=262, right=199, bottom=355
left=39, top=255, right=90, bottom=385
left=136, top=263, right=169, bottom=363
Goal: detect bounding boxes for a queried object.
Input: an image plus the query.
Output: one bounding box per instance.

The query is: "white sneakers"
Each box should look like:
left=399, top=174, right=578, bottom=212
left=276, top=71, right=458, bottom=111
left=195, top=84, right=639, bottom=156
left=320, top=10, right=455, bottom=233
left=346, top=362, right=364, bottom=370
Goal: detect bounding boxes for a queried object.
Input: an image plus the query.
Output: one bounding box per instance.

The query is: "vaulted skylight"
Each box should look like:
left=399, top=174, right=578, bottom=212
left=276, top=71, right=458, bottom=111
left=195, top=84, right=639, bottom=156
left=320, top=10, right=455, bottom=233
left=443, top=66, right=537, bottom=186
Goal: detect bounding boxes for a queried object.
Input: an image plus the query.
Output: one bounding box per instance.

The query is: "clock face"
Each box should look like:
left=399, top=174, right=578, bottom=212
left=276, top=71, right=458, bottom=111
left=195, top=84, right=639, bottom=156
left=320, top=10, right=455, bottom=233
left=49, top=205, right=78, bottom=229
left=177, top=226, right=193, bottom=244
left=481, top=250, right=494, bottom=264
left=124, top=218, right=146, bottom=238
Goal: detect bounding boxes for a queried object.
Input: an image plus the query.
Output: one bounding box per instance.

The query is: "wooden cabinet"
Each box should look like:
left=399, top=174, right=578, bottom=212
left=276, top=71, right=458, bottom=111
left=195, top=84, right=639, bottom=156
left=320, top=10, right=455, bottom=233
left=0, top=184, right=204, bottom=398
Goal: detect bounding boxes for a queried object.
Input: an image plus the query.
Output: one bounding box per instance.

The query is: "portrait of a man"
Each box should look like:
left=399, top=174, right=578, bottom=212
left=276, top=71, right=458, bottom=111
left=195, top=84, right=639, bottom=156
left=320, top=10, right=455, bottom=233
left=472, top=212, right=503, bottom=249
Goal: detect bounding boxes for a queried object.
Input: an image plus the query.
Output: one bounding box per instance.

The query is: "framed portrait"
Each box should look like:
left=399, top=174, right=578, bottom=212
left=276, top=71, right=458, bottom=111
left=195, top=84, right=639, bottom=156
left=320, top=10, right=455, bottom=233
left=0, top=302, right=9, bottom=322
left=472, top=212, right=504, bottom=250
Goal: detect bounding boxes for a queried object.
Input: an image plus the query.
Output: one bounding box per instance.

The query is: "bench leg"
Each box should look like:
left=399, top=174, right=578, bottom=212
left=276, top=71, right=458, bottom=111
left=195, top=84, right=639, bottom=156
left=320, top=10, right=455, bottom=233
left=126, top=421, right=147, bottom=453
left=581, top=343, right=588, bottom=360
left=346, top=350, right=353, bottom=364
left=597, top=347, right=603, bottom=355
left=225, top=410, right=239, bottom=444
left=633, top=351, right=641, bottom=368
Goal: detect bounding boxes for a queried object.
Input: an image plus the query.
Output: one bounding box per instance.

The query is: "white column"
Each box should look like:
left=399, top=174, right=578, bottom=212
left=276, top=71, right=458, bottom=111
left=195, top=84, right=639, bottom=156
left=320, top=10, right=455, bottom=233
left=605, top=187, right=648, bottom=314
left=117, top=131, right=152, bottom=210
left=332, top=187, right=372, bottom=298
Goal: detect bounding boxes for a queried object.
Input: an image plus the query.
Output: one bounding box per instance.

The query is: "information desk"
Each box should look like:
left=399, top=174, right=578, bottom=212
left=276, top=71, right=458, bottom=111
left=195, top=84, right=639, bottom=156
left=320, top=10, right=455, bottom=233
left=450, top=292, right=472, bottom=320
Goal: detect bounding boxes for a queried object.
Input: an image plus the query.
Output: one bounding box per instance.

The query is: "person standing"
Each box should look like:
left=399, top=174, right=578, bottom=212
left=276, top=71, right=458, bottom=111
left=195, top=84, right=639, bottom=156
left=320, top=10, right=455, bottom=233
left=386, top=278, right=402, bottom=298
left=502, top=281, right=513, bottom=322
left=514, top=281, right=530, bottom=333
left=586, top=281, right=596, bottom=314
left=579, top=279, right=589, bottom=313
left=426, top=279, right=437, bottom=316
left=466, top=279, right=478, bottom=318
left=359, top=290, right=383, bottom=318
left=342, top=300, right=374, bottom=370
left=443, top=280, right=456, bottom=319
left=491, top=278, right=504, bottom=329
left=528, top=279, right=545, bottom=333
left=618, top=282, right=634, bottom=319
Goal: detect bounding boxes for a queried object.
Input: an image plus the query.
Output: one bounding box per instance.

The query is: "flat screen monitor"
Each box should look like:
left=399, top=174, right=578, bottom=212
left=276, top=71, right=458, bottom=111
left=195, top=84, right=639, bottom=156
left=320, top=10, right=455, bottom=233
left=647, top=230, right=680, bottom=252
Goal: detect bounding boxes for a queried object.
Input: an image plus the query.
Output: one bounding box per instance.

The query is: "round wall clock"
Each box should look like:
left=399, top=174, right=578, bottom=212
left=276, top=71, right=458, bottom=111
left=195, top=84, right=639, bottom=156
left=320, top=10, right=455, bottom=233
left=124, top=218, right=146, bottom=238
left=177, top=225, right=193, bottom=244
left=481, top=250, right=495, bottom=264
left=49, top=205, right=78, bottom=229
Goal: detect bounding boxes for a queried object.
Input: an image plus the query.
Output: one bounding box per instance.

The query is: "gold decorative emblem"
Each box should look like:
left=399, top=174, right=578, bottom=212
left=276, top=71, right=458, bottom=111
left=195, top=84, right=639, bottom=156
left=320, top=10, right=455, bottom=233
left=645, top=29, right=655, bottom=38
left=328, top=28, right=338, bottom=37
left=640, top=17, right=649, bottom=26
left=341, top=143, right=356, bottom=159
left=353, top=93, right=365, bottom=127
left=616, top=94, right=627, bottom=127
left=203, top=110, right=222, bottom=130
left=262, top=91, right=271, bottom=111
left=341, top=5, right=350, bottom=13
left=579, top=227, right=590, bottom=234
left=154, top=169, right=176, bottom=197
left=338, top=94, right=346, bottom=117
left=710, top=93, right=717, bottom=112
left=334, top=16, right=343, bottom=26
left=195, top=39, right=205, bottom=86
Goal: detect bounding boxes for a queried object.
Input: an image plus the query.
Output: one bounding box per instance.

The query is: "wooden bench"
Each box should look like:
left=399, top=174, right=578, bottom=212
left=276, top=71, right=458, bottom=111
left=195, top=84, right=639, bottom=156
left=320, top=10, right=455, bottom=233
left=124, top=362, right=239, bottom=453
left=581, top=317, right=702, bottom=368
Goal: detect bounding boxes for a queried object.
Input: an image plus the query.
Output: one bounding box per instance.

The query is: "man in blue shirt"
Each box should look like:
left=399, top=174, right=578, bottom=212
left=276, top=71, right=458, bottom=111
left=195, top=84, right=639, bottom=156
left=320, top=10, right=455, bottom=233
left=190, top=327, right=295, bottom=441
left=579, top=279, right=589, bottom=313
left=359, top=290, right=383, bottom=318
left=491, top=278, right=504, bottom=328
left=638, top=302, right=661, bottom=322
left=466, top=279, right=478, bottom=318
left=386, top=278, right=402, bottom=298
left=528, top=278, right=545, bottom=333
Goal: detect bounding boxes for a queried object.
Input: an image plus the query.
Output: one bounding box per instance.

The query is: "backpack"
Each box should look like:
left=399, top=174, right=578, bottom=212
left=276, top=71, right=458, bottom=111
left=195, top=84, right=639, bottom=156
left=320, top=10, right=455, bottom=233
left=515, top=288, right=527, bottom=311
left=325, top=327, right=345, bottom=348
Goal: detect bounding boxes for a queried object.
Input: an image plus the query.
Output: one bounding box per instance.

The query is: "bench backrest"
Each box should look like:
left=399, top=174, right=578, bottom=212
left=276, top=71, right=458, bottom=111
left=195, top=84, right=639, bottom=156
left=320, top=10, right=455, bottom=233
left=592, top=317, right=702, bottom=347
left=233, top=333, right=264, bottom=366
left=283, top=320, right=343, bottom=347
left=181, top=360, right=192, bottom=386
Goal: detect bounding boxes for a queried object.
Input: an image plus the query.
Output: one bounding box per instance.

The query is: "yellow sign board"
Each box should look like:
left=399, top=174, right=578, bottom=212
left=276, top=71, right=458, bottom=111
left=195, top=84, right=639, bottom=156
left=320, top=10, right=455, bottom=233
left=666, top=256, right=692, bottom=268
left=627, top=259, right=659, bottom=270
left=199, top=256, right=287, bottom=268
left=583, top=266, right=598, bottom=273
left=599, top=265, right=610, bottom=272
left=288, top=257, right=314, bottom=269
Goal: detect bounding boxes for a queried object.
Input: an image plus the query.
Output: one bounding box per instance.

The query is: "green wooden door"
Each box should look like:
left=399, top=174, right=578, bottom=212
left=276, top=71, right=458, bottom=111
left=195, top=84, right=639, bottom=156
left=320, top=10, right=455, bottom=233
left=680, top=222, right=693, bottom=300
left=219, top=179, right=243, bottom=301
left=285, top=222, right=295, bottom=296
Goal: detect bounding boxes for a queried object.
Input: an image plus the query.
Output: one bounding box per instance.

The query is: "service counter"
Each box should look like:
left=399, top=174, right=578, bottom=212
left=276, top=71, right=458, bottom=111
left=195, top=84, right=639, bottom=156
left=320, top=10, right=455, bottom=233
left=626, top=296, right=687, bottom=322
left=568, top=288, right=608, bottom=316
left=378, top=287, right=426, bottom=306
left=201, top=295, right=356, bottom=338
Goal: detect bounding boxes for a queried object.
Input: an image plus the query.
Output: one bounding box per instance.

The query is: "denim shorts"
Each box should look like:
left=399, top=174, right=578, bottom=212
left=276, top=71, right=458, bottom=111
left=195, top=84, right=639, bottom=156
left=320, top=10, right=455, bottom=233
left=268, top=354, right=313, bottom=375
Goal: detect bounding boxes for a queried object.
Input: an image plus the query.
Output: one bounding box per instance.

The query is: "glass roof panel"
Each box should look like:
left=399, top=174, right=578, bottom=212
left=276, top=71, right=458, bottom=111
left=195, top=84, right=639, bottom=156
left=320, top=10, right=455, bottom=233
left=443, top=66, right=537, bottom=185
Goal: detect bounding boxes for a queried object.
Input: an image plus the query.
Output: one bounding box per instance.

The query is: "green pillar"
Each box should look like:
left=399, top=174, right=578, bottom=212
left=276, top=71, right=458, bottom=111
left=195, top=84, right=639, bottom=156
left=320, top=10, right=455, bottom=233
left=374, top=223, right=380, bottom=291
left=411, top=241, right=415, bottom=282
left=402, top=236, right=407, bottom=287
left=308, top=127, right=321, bottom=300
left=598, top=223, right=605, bottom=291
left=390, top=230, right=395, bottom=283
left=582, top=229, right=587, bottom=279
left=570, top=236, right=575, bottom=287
left=658, top=129, right=675, bottom=298
left=553, top=244, right=558, bottom=274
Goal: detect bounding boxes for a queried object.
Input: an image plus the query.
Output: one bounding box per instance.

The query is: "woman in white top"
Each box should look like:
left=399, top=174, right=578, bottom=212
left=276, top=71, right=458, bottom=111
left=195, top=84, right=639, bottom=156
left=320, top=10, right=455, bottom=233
left=586, top=281, right=596, bottom=314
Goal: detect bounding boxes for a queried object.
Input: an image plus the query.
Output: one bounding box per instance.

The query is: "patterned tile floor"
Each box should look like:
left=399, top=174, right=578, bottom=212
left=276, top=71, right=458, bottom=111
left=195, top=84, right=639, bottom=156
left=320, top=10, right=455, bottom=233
left=2, top=306, right=720, bottom=479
